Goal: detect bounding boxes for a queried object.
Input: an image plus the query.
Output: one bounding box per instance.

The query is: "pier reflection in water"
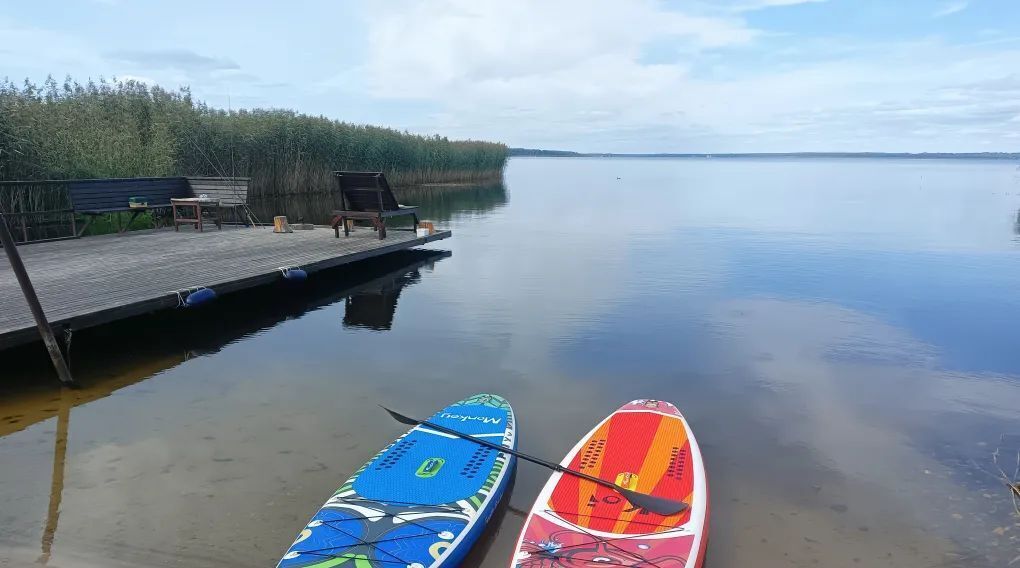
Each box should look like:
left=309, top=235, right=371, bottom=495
left=343, top=269, right=423, bottom=331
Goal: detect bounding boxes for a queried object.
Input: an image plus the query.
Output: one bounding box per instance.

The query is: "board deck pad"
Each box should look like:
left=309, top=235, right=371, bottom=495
left=511, top=400, right=708, bottom=567
left=278, top=394, right=516, bottom=568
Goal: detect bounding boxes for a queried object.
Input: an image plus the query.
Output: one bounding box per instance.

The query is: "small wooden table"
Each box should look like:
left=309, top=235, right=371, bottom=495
left=171, top=198, right=221, bottom=232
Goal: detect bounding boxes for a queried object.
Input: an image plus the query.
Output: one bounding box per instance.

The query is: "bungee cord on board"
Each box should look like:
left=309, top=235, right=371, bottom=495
left=283, top=496, right=471, bottom=565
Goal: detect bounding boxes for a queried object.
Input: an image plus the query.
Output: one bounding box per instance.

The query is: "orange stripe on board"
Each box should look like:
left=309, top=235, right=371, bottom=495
left=548, top=411, right=695, bottom=534
left=612, top=415, right=686, bottom=533
left=586, top=413, right=665, bottom=532
left=571, top=420, right=611, bottom=527
left=636, top=436, right=695, bottom=532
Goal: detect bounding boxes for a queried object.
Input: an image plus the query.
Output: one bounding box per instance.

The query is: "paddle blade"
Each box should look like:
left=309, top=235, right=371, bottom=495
left=379, top=405, right=420, bottom=427
left=617, top=487, right=689, bottom=516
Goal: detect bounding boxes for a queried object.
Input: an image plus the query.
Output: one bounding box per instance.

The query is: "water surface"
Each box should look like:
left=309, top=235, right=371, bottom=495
left=2, top=157, right=1020, bottom=567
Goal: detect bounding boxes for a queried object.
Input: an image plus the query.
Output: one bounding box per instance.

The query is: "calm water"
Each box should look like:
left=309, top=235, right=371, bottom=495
left=2, top=157, right=1020, bottom=567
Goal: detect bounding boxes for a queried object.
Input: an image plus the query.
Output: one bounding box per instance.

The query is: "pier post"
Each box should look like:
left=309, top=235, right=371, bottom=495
left=0, top=213, right=76, bottom=386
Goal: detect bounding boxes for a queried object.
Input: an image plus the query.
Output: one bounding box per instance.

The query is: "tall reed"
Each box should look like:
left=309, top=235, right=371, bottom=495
left=0, top=76, right=508, bottom=195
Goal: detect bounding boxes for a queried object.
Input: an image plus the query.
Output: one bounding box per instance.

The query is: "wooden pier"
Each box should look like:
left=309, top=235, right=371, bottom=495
left=0, top=226, right=450, bottom=350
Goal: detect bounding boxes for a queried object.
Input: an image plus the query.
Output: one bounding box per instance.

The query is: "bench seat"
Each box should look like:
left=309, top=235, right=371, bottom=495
left=77, top=204, right=172, bottom=215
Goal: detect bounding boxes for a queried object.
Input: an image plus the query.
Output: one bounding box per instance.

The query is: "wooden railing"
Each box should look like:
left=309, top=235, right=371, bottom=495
left=0, top=180, right=75, bottom=242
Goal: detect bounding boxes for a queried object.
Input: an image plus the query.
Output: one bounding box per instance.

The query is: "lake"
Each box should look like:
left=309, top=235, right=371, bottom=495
left=2, top=157, right=1020, bottom=567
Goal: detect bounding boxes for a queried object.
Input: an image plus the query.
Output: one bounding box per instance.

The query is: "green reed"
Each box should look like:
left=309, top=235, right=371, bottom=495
left=0, top=76, right=508, bottom=195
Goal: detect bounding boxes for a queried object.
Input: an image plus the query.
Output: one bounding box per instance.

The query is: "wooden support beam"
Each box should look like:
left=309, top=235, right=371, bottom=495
left=0, top=213, right=76, bottom=386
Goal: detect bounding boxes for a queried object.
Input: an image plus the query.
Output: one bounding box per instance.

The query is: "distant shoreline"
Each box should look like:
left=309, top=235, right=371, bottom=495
left=510, top=148, right=1020, bottom=161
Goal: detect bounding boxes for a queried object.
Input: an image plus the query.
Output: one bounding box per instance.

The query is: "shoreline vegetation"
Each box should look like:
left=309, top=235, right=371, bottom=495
left=511, top=148, right=1020, bottom=160
left=0, top=77, right=509, bottom=193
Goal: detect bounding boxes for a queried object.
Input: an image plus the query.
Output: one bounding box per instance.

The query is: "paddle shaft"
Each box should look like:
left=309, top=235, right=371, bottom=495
left=415, top=416, right=619, bottom=489
left=380, top=405, right=689, bottom=515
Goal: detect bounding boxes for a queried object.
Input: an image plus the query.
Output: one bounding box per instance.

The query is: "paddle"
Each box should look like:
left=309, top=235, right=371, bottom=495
left=379, top=405, right=690, bottom=517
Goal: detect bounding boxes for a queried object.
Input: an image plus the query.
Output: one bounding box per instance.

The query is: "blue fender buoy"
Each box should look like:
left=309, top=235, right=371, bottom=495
left=184, top=287, right=217, bottom=307
left=281, top=268, right=308, bottom=282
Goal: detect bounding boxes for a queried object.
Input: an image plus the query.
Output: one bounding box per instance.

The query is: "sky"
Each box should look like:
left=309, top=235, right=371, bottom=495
left=2, top=0, right=1020, bottom=153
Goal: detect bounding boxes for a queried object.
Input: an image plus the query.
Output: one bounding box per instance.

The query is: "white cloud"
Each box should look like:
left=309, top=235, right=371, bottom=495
left=933, top=1, right=969, bottom=18
left=726, top=0, right=827, bottom=12
left=364, top=0, right=754, bottom=99
left=355, top=1, right=1020, bottom=152
left=107, top=49, right=240, bottom=72
left=357, top=0, right=755, bottom=147
left=3, top=1, right=1019, bottom=152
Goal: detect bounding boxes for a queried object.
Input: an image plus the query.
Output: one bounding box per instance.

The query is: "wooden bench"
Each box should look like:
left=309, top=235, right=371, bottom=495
left=69, top=177, right=190, bottom=236
left=186, top=177, right=251, bottom=225
left=330, top=171, right=419, bottom=240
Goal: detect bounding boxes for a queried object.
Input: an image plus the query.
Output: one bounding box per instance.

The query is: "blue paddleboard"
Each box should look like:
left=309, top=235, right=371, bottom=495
left=277, top=393, right=517, bottom=568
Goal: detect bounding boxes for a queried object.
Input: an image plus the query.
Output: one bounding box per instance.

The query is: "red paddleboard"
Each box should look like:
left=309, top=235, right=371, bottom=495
left=511, top=399, right=709, bottom=567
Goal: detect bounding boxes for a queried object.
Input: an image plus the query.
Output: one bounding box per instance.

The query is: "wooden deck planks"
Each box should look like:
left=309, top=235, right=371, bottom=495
left=0, top=226, right=450, bottom=349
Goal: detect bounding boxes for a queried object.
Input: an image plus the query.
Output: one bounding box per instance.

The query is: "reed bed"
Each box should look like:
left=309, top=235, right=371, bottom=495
left=0, top=76, right=508, bottom=198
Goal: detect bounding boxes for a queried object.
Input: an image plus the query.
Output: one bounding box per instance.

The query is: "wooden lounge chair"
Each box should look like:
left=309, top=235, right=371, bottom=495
left=331, top=171, right=419, bottom=239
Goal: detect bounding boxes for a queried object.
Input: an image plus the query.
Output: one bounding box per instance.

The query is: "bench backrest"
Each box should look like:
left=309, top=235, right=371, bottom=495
left=69, top=177, right=190, bottom=212
left=186, top=177, right=250, bottom=206
left=334, top=171, right=400, bottom=212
